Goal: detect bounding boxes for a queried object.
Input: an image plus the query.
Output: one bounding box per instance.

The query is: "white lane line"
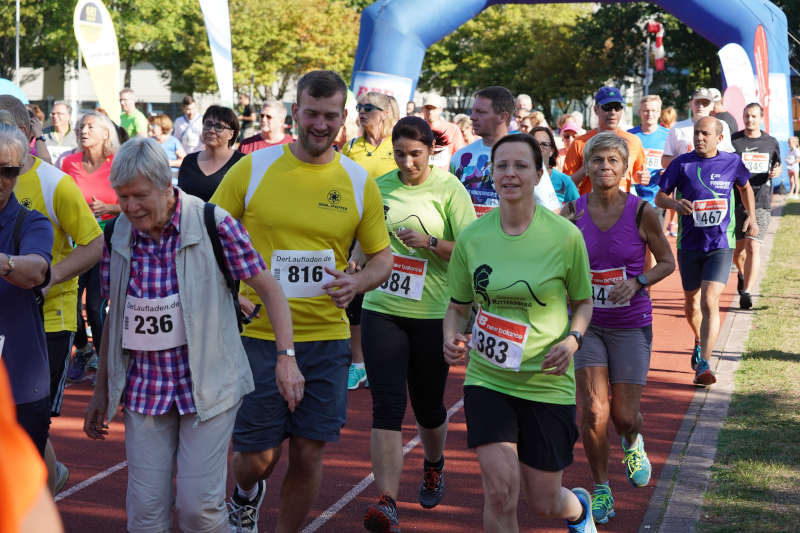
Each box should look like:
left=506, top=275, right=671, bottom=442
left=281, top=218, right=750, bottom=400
left=301, top=397, right=464, bottom=533
left=55, top=460, right=128, bottom=502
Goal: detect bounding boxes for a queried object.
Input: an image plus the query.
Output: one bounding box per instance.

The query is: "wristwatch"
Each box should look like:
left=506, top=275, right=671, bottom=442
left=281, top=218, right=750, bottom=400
left=636, top=273, right=648, bottom=288
left=3, top=254, right=14, bottom=276
left=428, top=236, right=438, bottom=249
left=567, top=330, right=583, bottom=349
left=277, top=348, right=296, bottom=358
left=35, top=136, right=46, bottom=142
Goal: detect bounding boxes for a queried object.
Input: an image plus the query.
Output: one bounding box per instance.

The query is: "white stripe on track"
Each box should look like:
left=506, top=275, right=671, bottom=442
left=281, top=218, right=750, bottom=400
left=55, top=460, right=128, bottom=502
left=301, top=397, right=464, bottom=533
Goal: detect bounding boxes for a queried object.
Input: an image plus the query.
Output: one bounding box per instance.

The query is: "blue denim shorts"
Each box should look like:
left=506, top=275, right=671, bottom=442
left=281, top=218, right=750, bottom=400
left=233, top=337, right=351, bottom=452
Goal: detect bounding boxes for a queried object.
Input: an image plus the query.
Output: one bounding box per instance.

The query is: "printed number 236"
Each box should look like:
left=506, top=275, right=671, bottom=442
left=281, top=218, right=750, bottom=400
left=134, top=314, right=173, bottom=335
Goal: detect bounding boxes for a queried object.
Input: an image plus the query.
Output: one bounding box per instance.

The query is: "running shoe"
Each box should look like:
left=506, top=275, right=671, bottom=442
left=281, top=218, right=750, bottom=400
left=691, top=343, right=703, bottom=371
left=87, top=352, right=99, bottom=371
left=418, top=462, right=445, bottom=509
left=54, top=461, right=70, bottom=495
left=740, top=291, right=753, bottom=310
left=67, top=345, right=93, bottom=382
left=591, top=484, right=615, bottom=524
left=228, top=480, right=265, bottom=533
left=622, top=434, right=652, bottom=487
left=348, top=365, right=368, bottom=390
left=693, top=358, right=717, bottom=386
left=364, top=494, right=401, bottom=533
left=567, top=487, right=597, bottom=533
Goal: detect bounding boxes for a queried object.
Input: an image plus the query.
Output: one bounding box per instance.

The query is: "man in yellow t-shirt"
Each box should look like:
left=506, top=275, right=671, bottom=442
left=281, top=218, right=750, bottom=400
left=1, top=95, right=102, bottom=494
left=212, top=70, right=392, bottom=532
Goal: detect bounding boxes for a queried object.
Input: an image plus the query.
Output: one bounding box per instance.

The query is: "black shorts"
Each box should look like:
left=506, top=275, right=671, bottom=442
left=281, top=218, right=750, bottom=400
left=677, top=248, right=734, bottom=291
left=346, top=293, right=364, bottom=326
left=46, top=331, right=74, bottom=416
left=16, top=396, right=50, bottom=457
left=361, top=309, right=449, bottom=431
left=464, top=385, right=578, bottom=472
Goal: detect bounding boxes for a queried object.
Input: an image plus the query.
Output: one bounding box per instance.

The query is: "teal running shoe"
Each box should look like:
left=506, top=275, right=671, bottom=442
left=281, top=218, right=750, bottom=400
left=691, top=343, right=702, bottom=371
left=622, top=434, right=652, bottom=487
left=347, top=364, right=367, bottom=390
left=591, top=484, right=615, bottom=524
left=693, top=358, right=716, bottom=386
left=567, top=487, right=597, bottom=533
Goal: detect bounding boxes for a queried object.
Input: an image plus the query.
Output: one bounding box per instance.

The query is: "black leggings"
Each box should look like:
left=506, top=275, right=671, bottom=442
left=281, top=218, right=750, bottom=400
left=361, top=309, right=449, bottom=431
left=75, top=262, right=103, bottom=349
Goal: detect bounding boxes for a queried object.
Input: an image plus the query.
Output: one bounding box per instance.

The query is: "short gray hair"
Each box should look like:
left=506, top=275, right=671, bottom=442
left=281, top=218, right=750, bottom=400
left=261, top=100, right=287, bottom=119
left=77, top=111, right=120, bottom=157
left=0, top=95, right=31, bottom=138
left=583, top=132, right=629, bottom=168
left=53, top=100, right=72, bottom=114
left=0, top=119, right=29, bottom=164
left=110, top=137, right=172, bottom=190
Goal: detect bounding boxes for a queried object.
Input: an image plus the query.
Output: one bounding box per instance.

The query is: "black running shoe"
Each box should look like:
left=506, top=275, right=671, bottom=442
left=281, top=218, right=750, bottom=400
left=740, top=291, right=753, bottom=310
left=418, top=464, right=445, bottom=509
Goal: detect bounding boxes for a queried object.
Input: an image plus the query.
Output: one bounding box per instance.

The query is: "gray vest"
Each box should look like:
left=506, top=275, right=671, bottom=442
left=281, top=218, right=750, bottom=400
left=105, top=190, right=254, bottom=421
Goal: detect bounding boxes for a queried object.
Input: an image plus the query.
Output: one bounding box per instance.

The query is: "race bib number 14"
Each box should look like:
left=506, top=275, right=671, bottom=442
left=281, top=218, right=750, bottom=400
left=591, top=267, right=630, bottom=309
left=470, top=306, right=529, bottom=371
left=271, top=249, right=336, bottom=298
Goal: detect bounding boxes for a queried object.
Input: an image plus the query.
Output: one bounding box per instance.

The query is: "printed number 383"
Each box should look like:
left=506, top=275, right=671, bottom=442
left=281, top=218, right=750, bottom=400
left=475, top=331, right=509, bottom=363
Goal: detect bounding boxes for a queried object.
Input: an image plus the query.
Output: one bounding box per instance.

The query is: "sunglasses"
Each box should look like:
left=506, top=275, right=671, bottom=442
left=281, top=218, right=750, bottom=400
left=259, top=113, right=275, bottom=119
left=600, top=102, right=623, bottom=112
left=0, top=165, right=23, bottom=179
left=356, top=103, right=383, bottom=113
left=203, top=121, right=232, bottom=133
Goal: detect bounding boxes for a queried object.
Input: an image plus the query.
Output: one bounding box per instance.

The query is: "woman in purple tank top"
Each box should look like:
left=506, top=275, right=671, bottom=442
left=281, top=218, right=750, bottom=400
left=563, top=132, right=675, bottom=525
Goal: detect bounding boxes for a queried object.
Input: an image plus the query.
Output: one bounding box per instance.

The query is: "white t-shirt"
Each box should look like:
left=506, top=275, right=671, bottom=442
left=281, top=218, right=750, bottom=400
left=173, top=114, right=204, bottom=154
left=663, top=117, right=734, bottom=157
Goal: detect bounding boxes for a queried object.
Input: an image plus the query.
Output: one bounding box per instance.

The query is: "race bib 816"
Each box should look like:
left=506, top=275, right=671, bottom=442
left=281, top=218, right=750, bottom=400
left=271, top=249, right=336, bottom=298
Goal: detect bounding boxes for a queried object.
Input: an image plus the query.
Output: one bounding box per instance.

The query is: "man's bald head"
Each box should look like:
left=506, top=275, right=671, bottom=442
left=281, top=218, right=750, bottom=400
left=0, top=95, right=31, bottom=138
left=693, top=116, right=724, bottom=158
left=695, top=116, right=722, bottom=136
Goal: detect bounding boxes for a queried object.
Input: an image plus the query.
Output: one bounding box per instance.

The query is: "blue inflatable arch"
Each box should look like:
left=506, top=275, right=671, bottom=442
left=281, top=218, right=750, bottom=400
left=351, top=0, right=793, bottom=181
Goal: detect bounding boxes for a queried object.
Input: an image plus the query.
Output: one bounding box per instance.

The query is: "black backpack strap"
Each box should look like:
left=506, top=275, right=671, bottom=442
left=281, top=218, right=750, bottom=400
left=635, top=199, right=647, bottom=230
left=13, top=206, right=47, bottom=318
left=103, top=216, right=118, bottom=254
left=204, top=203, right=243, bottom=332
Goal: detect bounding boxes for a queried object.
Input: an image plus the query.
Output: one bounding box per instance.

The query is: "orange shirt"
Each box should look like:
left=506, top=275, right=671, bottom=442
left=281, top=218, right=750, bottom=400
left=0, top=360, right=47, bottom=533
left=562, top=128, right=647, bottom=195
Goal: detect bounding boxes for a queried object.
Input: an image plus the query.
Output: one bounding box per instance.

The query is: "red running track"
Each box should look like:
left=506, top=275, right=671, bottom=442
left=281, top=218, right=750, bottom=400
left=54, top=238, right=737, bottom=532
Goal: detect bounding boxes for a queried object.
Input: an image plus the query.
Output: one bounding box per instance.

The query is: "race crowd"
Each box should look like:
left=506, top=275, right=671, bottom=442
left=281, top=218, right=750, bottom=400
left=1, top=68, right=795, bottom=533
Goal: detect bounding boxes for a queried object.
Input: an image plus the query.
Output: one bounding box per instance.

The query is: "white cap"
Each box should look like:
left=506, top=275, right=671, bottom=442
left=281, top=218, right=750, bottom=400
left=422, top=94, right=447, bottom=109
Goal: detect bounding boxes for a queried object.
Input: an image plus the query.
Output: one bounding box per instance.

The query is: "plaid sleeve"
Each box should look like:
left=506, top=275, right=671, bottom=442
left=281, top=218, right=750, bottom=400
left=217, top=214, right=267, bottom=280
left=100, top=243, right=110, bottom=300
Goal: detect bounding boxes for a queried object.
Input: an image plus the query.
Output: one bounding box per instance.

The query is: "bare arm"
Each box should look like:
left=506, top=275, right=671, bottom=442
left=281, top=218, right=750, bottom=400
left=443, top=301, right=472, bottom=365
left=655, top=190, right=692, bottom=215
left=395, top=228, right=455, bottom=261
left=541, top=298, right=592, bottom=375
left=660, top=154, right=676, bottom=169
left=322, top=245, right=393, bottom=308
left=84, top=318, right=111, bottom=439
left=736, top=181, right=758, bottom=237
left=0, top=252, right=49, bottom=289
left=46, top=235, right=103, bottom=291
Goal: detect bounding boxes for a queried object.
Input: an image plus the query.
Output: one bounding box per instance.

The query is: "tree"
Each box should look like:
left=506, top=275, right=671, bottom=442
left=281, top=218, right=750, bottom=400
left=419, top=3, right=600, bottom=122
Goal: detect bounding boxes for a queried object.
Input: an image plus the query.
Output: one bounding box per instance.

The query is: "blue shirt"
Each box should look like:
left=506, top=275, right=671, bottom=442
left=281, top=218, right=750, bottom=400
left=628, top=125, right=669, bottom=206
left=160, top=136, right=183, bottom=161
left=550, top=168, right=580, bottom=204
left=0, top=193, right=53, bottom=404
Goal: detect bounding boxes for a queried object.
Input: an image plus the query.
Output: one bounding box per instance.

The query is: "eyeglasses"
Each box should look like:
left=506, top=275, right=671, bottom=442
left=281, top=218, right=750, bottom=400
left=0, top=165, right=23, bottom=179
left=356, top=103, right=383, bottom=113
left=537, top=141, right=554, bottom=148
left=600, top=102, right=623, bottom=112
left=259, top=113, right=274, bottom=119
left=203, top=120, right=233, bottom=133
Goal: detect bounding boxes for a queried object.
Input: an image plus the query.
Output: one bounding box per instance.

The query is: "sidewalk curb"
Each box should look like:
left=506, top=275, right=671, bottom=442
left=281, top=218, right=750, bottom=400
left=638, top=198, right=786, bottom=533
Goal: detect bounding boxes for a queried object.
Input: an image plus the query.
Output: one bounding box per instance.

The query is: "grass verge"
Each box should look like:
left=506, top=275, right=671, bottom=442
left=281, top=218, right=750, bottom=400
left=698, top=200, right=800, bottom=533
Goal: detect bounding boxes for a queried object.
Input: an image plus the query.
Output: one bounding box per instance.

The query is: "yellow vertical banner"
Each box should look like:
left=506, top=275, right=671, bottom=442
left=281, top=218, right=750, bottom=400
left=73, top=0, right=121, bottom=122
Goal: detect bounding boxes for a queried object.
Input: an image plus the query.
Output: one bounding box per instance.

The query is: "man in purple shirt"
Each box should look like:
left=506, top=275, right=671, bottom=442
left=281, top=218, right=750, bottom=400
left=656, top=117, right=756, bottom=386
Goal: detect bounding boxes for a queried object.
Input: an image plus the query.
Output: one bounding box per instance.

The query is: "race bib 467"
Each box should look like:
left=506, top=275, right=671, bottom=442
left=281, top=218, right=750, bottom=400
left=692, top=198, right=727, bottom=228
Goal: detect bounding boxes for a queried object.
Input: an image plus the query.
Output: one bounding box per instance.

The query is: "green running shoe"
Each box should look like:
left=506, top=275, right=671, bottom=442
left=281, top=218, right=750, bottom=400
left=591, top=484, right=615, bottom=524
left=622, top=434, right=652, bottom=487
left=348, top=364, right=367, bottom=390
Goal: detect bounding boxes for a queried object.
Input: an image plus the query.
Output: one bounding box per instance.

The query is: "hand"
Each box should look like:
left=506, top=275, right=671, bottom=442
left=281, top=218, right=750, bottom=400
left=637, top=169, right=651, bottom=186
left=674, top=198, right=693, bottom=216
left=30, top=115, right=44, bottom=138
left=541, top=336, right=578, bottom=376
left=608, top=278, right=640, bottom=305
left=83, top=390, right=109, bottom=440
left=276, top=355, right=305, bottom=412
left=90, top=196, right=118, bottom=217
left=743, top=215, right=759, bottom=237
left=346, top=258, right=362, bottom=274
left=238, top=295, right=258, bottom=318
left=321, top=266, right=360, bottom=308
left=395, top=228, right=430, bottom=250
left=443, top=333, right=470, bottom=365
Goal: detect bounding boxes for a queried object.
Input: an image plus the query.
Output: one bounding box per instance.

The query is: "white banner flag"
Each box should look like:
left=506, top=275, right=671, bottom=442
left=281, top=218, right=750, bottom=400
left=73, top=0, right=121, bottom=122
left=198, top=0, right=234, bottom=107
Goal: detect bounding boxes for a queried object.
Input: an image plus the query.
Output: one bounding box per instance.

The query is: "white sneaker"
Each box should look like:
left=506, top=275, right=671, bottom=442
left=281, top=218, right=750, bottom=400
left=228, top=480, right=266, bottom=533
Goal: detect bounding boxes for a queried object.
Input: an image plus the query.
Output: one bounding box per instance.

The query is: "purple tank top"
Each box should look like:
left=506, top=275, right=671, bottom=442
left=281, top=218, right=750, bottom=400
left=575, top=194, right=652, bottom=328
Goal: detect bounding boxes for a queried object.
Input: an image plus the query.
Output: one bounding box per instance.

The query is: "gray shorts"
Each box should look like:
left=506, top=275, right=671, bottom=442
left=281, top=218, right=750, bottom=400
left=233, top=337, right=351, bottom=452
left=735, top=207, right=770, bottom=243
left=574, top=324, right=653, bottom=385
